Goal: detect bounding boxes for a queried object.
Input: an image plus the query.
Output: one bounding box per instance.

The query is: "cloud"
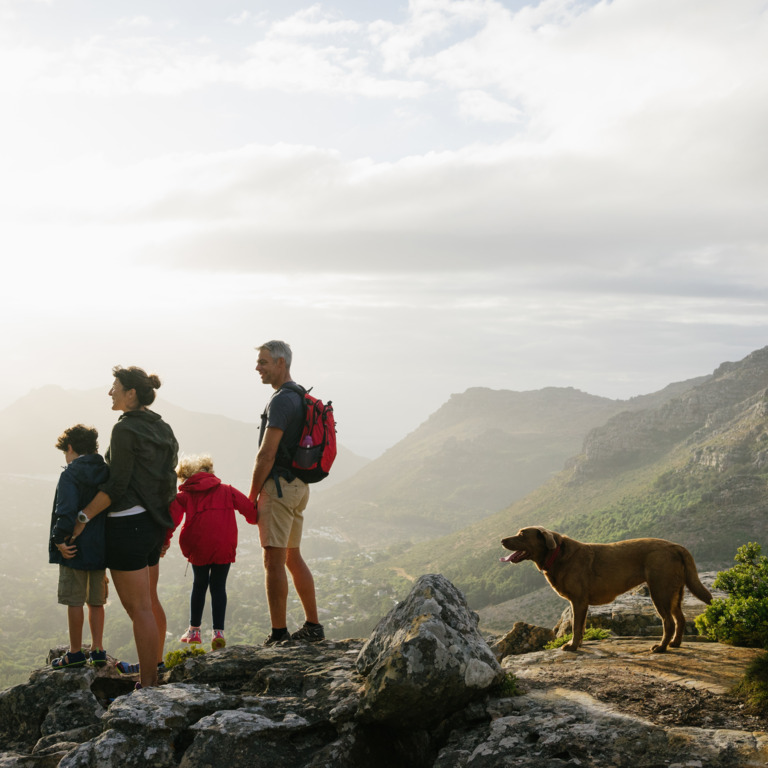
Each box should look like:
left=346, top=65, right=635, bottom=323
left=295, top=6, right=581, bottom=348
left=269, top=4, right=361, bottom=38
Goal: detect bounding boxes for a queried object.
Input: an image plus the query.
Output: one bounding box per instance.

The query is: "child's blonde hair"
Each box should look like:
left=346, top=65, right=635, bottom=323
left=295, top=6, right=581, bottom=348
left=176, top=453, right=214, bottom=481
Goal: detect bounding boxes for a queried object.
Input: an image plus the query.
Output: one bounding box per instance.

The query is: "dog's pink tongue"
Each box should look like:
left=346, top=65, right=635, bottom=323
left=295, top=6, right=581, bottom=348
left=499, top=551, right=525, bottom=563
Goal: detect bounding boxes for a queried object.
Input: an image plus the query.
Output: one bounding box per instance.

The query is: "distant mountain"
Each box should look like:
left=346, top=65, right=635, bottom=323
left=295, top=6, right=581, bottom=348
left=309, top=382, right=707, bottom=545
left=0, top=385, right=368, bottom=491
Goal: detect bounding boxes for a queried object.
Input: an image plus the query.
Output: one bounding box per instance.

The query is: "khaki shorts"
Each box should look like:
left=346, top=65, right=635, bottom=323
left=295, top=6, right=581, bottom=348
left=58, top=566, right=108, bottom=607
left=258, top=477, right=310, bottom=549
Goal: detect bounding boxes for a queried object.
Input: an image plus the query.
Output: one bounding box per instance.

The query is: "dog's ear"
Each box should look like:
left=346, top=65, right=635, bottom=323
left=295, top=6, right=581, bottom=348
left=534, top=526, right=557, bottom=550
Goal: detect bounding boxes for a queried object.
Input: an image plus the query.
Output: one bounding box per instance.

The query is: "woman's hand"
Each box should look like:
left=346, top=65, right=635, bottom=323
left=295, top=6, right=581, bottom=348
left=72, top=520, right=86, bottom=540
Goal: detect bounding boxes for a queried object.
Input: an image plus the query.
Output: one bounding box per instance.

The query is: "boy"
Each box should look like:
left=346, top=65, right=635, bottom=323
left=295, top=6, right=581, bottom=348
left=48, top=424, right=110, bottom=668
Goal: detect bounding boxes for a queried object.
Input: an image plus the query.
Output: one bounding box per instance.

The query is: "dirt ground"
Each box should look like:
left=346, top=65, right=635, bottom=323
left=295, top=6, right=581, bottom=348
left=507, top=637, right=768, bottom=732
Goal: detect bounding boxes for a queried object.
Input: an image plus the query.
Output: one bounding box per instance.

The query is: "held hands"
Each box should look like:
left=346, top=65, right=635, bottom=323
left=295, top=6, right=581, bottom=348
left=56, top=538, right=77, bottom=560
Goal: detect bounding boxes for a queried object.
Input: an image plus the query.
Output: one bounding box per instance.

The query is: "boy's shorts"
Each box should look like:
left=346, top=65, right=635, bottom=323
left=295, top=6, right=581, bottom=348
left=257, top=477, right=309, bottom=549
left=58, top=566, right=108, bottom=607
left=105, top=512, right=165, bottom=571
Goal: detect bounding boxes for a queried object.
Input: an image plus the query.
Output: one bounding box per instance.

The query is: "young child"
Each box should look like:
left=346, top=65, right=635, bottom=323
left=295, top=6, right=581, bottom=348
left=165, top=454, right=257, bottom=650
left=48, top=424, right=110, bottom=668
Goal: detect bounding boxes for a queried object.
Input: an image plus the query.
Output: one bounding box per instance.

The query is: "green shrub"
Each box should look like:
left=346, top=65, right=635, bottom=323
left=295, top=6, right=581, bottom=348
left=544, top=626, right=611, bottom=649
left=695, top=542, right=768, bottom=648
left=164, top=646, right=207, bottom=669
left=733, top=652, right=768, bottom=714
left=491, top=672, right=522, bottom=697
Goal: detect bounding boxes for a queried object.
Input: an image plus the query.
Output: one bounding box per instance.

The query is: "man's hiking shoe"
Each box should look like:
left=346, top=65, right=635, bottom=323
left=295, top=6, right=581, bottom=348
left=211, top=629, right=226, bottom=651
left=89, top=648, right=107, bottom=666
left=116, top=660, right=140, bottom=675
left=51, top=650, right=87, bottom=669
left=291, top=622, right=325, bottom=643
left=180, top=627, right=202, bottom=644
left=263, top=628, right=291, bottom=646
left=157, top=661, right=167, bottom=674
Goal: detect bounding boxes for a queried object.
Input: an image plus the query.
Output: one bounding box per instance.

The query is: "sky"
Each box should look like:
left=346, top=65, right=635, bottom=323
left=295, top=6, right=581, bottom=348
left=1, top=0, right=767, bottom=458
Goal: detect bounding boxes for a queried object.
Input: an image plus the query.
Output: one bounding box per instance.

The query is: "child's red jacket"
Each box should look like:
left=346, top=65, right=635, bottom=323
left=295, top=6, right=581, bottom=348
left=166, top=471, right=257, bottom=565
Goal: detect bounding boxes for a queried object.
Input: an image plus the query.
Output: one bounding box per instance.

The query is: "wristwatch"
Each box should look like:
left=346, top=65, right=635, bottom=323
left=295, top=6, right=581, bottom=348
left=77, top=511, right=89, bottom=524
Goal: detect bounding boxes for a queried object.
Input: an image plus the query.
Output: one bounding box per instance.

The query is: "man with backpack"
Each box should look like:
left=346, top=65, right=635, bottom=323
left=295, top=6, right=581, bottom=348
left=248, top=340, right=325, bottom=645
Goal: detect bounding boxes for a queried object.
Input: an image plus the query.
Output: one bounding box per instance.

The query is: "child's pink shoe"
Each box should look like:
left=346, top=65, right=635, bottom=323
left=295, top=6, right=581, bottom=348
left=180, top=626, right=201, bottom=644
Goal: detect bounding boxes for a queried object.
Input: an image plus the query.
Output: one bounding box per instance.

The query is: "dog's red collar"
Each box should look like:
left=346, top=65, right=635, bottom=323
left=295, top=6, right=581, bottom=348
left=543, top=543, right=561, bottom=570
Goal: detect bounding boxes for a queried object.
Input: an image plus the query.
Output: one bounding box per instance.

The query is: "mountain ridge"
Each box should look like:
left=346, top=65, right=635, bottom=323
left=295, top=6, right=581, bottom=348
left=309, top=380, right=708, bottom=545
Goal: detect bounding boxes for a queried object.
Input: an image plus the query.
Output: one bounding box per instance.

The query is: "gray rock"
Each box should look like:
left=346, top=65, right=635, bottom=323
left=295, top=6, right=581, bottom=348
left=0, top=667, right=98, bottom=745
left=434, top=688, right=768, bottom=767
left=40, top=691, right=105, bottom=737
left=490, top=622, right=555, bottom=660
left=102, top=682, right=238, bottom=734
left=356, top=574, right=504, bottom=727
left=58, top=728, right=176, bottom=768
left=33, top=725, right=101, bottom=755
left=179, top=709, right=335, bottom=768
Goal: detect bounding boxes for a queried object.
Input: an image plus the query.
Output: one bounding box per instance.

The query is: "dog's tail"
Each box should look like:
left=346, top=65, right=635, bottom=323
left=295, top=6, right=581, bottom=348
left=681, top=548, right=713, bottom=604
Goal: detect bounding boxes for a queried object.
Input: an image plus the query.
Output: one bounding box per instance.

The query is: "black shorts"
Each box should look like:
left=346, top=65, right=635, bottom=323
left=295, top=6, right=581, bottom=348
left=105, top=512, right=165, bottom=571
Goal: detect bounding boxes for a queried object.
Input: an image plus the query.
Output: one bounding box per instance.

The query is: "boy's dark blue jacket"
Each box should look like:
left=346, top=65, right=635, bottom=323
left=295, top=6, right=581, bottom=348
left=49, top=454, right=109, bottom=570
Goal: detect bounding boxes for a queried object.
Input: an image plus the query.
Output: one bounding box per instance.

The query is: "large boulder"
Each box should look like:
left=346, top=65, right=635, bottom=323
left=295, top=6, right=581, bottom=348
left=356, top=574, right=504, bottom=727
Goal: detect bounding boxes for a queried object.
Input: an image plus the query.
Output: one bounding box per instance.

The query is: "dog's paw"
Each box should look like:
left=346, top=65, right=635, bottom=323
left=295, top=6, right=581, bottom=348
left=561, top=642, right=579, bottom=653
left=650, top=643, right=668, bottom=653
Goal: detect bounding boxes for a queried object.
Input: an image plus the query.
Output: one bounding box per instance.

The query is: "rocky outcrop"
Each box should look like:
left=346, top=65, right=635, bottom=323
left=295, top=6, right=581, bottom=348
left=0, top=575, right=501, bottom=768
left=1, top=573, right=766, bottom=767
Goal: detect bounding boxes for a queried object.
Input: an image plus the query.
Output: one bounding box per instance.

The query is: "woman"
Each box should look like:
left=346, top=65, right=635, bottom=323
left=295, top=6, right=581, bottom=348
left=73, top=365, right=178, bottom=689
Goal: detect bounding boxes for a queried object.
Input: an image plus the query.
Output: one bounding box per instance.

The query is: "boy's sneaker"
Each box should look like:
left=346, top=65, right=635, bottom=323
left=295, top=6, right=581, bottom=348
left=115, top=660, right=140, bottom=675
left=211, top=630, right=226, bottom=651
left=51, top=650, right=87, bottom=669
left=262, top=628, right=291, bottom=646
left=291, top=622, right=325, bottom=643
left=89, top=648, right=108, bottom=666
left=180, top=627, right=202, bottom=644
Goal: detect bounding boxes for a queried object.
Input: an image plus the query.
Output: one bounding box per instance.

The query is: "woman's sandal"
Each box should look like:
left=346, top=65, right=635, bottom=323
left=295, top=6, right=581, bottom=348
left=51, top=650, right=87, bottom=669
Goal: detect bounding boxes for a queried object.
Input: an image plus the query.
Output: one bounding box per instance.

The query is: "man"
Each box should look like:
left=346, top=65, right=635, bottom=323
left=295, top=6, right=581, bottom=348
left=248, top=340, right=324, bottom=645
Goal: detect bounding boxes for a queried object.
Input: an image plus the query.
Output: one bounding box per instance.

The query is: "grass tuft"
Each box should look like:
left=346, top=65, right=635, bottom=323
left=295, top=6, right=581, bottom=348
left=544, top=626, right=612, bottom=650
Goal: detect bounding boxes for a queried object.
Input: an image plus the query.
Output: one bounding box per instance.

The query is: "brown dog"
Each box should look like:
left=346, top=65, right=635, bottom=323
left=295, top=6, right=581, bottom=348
left=500, top=526, right=713, bottom=653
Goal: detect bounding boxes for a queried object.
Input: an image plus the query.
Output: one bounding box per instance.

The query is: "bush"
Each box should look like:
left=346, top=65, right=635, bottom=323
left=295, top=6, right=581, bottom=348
left=164, top=646, right=207, bottom=669
left=733, top=652, right=768, bottom=714
left=490, top=672, right=522, bottom=697
left=695, top=542, right=768, bottom=648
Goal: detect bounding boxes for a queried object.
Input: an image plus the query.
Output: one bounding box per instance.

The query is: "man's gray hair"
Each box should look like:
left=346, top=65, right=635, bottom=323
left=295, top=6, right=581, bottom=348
left=258, top=340, right=292, bottom=369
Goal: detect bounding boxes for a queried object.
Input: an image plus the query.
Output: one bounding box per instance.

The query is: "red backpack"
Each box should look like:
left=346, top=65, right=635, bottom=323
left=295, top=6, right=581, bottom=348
left=280, top=383, right=337, bottom=483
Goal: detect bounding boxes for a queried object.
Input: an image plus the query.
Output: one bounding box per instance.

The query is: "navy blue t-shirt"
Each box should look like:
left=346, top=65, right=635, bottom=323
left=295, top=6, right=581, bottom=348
left=260, top=384, right=304, bottom=474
